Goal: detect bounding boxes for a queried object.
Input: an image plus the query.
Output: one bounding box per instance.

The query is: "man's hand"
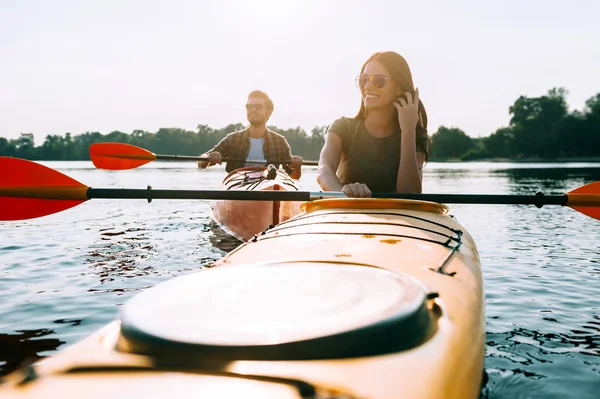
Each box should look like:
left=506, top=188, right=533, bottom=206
left=291, top=155, right=303, bottom=170
left=207, top=151, right=222, bottom=166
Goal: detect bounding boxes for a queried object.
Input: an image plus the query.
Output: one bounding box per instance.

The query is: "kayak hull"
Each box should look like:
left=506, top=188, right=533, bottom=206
left=0, top=198, right=486, bottom=399
left=211, top=166, right=303, bottom=241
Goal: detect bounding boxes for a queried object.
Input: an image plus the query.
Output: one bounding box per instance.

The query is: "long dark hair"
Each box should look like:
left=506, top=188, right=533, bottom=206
left=354, top=51, right=431, bottom=161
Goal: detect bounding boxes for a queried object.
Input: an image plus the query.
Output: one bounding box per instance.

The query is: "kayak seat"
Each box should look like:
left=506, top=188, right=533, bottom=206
left=116, top=262, right=438, bottom=360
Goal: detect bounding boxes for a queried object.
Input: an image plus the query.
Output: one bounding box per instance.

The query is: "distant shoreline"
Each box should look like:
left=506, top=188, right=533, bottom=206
left=30, top=156, right=600, bottom=164
left=431, top=157, right=600, bottom=163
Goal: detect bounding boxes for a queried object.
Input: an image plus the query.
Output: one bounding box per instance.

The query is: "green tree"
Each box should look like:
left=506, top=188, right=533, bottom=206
left=508, top=88, right=569, bottom=158
left=584, top=93, right=600, bottom=117
left=0, top=137, right=16, bottom=156
left=482, top=127, right=513, bottom=159
left=582, top=94, right=600, bottom=155
left=14, top=133, right=36, bottom=159
left=430, top=126, right=474, bottom=160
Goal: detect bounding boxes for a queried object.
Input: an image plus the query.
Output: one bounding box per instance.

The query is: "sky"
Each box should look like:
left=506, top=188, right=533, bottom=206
left=1, top=0, right=599, bottom=145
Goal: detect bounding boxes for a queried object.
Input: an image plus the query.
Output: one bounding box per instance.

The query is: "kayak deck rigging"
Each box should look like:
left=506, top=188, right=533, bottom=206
left=251, top=209, right=464, bottom=276
left=224, top=165, right=298, bottom=191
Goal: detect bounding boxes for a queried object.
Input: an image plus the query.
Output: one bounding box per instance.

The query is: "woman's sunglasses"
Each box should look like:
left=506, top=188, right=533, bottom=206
left=355, top=73, right=391, bottom=89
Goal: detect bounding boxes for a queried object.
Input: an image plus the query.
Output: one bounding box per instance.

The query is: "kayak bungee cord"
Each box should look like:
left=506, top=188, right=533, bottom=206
left=249, top=208, right=464, bottom=276
left=225, top=165, right=299, bottom=191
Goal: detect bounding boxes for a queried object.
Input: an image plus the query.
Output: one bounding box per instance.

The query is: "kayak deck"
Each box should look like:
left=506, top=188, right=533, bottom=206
left=1, top=198, right=485, bottom=399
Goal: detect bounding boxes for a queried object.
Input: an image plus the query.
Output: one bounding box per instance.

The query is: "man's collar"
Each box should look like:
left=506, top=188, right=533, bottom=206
left=243, top=127, right=271, bottom=140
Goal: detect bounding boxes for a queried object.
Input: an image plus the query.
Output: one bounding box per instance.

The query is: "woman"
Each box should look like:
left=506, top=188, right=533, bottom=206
left=317, top=51, right=430, bottom=197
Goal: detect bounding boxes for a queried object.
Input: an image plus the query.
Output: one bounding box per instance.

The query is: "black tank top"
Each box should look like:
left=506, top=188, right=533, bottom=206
left=329, top=117, right=402, bottom=193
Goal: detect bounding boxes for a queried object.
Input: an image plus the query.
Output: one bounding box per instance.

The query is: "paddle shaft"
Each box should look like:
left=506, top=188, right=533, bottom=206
left=83, top=188, right=573, bottom=206
left=154, top=154, right=319, bottom=166
left=86, top=188, right=338, bottom=201
left=4, top=156, right=599, bottom=221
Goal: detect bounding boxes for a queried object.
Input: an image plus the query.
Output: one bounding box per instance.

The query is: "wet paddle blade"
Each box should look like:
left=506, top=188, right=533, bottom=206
left=0, top=157, right=89, bottom=221
left=89, top=142, right=156, bottom=170
left=566, top=181, right=600, bottom=220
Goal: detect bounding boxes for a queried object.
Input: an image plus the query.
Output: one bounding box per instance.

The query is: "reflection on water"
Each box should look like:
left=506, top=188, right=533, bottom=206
left=498, top=166, right=600, bottom=182
left=207, top=220, right=244, bottom=254
left=484, top=326, right=600, bottom=399
left=85, top=226, right=157, bottom=284
left=428, top=166, right=600, bottom=197
left=488, top=326, right=600, bottom=364
left=499, top=167, right=600, bottom=195
left=0, top=328, right=65, bottom=376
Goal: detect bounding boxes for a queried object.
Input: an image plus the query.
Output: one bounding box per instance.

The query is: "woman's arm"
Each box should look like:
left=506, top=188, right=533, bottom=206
left=394, top=89, right=425, bottom=193
left=317, top=133, right=344, bottom=191
left=396, top=130, right=425, bottom=193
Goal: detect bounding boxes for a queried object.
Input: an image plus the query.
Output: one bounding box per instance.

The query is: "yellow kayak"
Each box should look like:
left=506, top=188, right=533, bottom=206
left=0, top=198, right=486, bottom=399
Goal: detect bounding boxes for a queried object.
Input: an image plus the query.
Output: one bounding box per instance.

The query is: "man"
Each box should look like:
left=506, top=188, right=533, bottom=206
left=198, top=90, right=303, bottom=180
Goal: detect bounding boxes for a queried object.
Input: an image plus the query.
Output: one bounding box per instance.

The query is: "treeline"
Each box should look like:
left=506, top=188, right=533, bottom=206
left=430, top=88, right=600, bottom=160
left=0, top=124, right=329, bottom=162
left=1, top=87, right=599, bottom=161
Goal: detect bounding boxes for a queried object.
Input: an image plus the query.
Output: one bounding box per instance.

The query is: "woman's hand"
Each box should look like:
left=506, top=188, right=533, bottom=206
left=342, top=183, right=372, bottom=198
left=394, top=88, right=420, bottom=134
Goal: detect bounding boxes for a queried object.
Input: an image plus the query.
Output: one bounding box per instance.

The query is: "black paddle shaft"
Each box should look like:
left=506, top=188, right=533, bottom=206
left=86, top=188, right=569, bottom=207
left=380, top=192, right=568, bottom=207
left=86, top=188, right=315, bottom=202
left=155, top=154, right=319, bottom=166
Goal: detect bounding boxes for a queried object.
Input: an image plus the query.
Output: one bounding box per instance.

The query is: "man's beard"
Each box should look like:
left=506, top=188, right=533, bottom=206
left=249, top=115, right=265, bottom=127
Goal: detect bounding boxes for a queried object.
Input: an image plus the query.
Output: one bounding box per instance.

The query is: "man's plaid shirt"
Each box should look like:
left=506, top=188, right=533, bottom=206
left=208, top=128, right=294, bottom=173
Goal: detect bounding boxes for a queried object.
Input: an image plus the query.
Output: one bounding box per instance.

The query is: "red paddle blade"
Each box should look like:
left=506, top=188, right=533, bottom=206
left=566, top=181, right=600, bottom=220
left=89, top=142, right=156, bottom=170
left=0, top=157, right=89, bottom=221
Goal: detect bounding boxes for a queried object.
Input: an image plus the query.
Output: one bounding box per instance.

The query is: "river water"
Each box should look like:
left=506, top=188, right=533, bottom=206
left=1, top=160, right=599, bottom=398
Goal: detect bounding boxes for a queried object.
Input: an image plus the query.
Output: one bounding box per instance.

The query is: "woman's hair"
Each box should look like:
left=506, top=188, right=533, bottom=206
left=354, top=51, right=430, bottom=161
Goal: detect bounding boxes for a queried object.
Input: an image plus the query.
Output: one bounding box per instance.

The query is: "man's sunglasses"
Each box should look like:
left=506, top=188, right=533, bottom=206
left=245, top=104, right=268, bottom=111
left=355, top=73, right=391, bottom=89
